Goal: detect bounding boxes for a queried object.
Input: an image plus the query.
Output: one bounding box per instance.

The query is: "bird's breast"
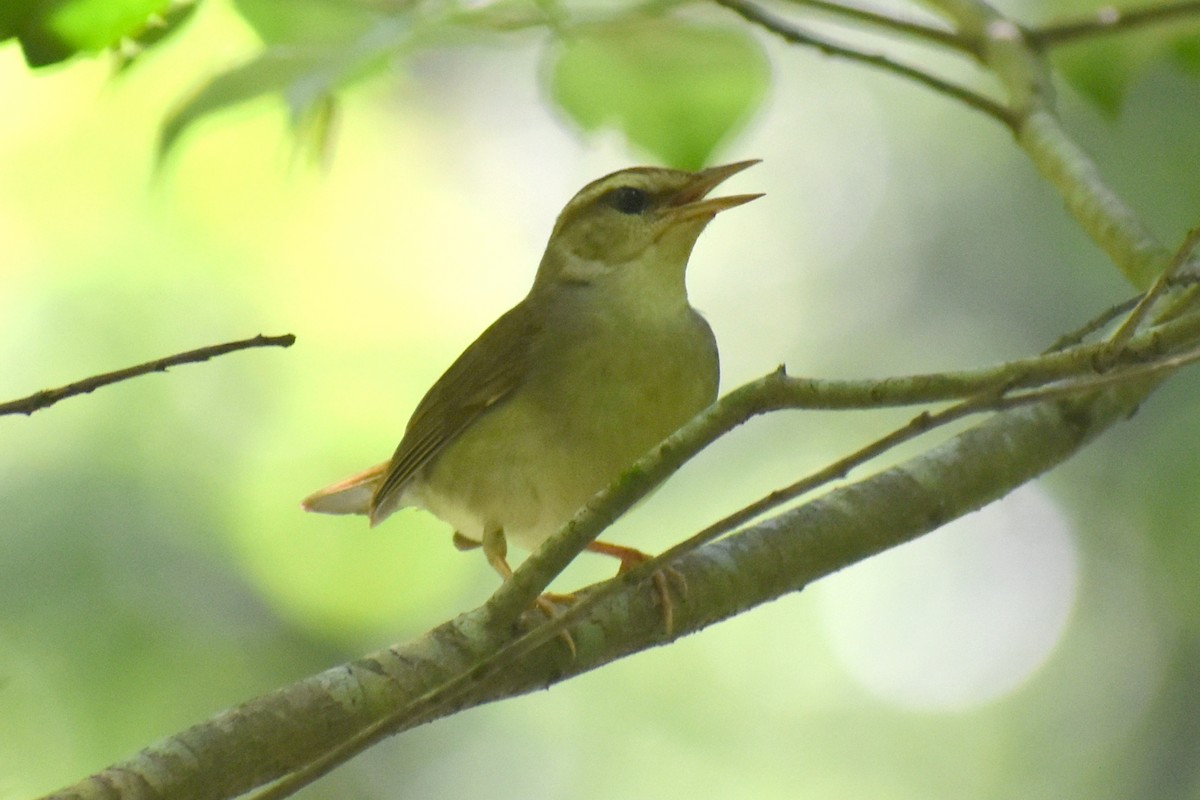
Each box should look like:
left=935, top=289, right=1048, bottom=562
left=408, top=305, right=718, bottom=552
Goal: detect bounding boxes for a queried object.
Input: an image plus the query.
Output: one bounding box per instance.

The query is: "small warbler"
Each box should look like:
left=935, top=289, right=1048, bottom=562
left=304, top=160, right=760, bottom=627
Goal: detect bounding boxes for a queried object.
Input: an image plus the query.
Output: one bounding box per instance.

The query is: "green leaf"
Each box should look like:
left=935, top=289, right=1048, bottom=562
left=158, top=48, right=326, bottom=163
left=115, top=1, right=200, bottom=71
left=1051, top=15, right=1200, bottom=116
left=157, top=18, right=405, bottom=164
left=1054, top=38, right=1136, bottom=117
left=1167, top=27, right=1200, bottom=73
left=547, top=17, right=769, bottom=170
left=232, top=0, right=382, bottom=46
left=1, top=0, right=178, bottom=67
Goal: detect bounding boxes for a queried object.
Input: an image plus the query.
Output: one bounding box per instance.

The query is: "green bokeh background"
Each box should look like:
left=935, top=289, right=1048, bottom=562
left=4, top=1, right=1200, bottom=798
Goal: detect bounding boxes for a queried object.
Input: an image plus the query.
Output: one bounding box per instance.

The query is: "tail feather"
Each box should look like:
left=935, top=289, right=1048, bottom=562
left=301, top=461, right=389, bottom=516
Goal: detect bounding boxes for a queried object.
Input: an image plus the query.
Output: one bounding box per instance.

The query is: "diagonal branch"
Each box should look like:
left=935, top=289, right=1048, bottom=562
left=779, top=0, right=971, bottom=51
left=714, top=0, right=1018, bottom=128
left=48, top=268, right=1200, bottom=800
left=253, top=250, right=1200, bottom=797
left=485, top=298, right=1200, bottom=623
left=1107, top=227, right=1200, bottom=349
left=43, top=360, right=1155, bottom=800
left=0, top=334, right=296, bottom=418
left=1027, top=0, right=1200, bottom=48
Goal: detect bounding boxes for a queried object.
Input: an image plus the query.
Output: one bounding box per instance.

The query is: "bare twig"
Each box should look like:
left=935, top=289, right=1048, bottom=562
left=715, top=0, right=1018, bottom=128
left=781, top=0, right=971, bottom=52
left=1028, top=0, right=1200, bottom=48
left=0, top=333, right=296, bottom=418
left=1107, top=227, right=1200, bottom=350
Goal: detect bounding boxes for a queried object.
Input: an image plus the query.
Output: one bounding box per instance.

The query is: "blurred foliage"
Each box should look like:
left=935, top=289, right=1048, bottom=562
left=11, top=0, right=771, bottom=170
left=157, top=47, right=353, bottom=163
left=233, top=0, right=387, bottom=45
left=547, top=16, right=768, bottom=169
left=1041, top=0, right=1200, bottom=116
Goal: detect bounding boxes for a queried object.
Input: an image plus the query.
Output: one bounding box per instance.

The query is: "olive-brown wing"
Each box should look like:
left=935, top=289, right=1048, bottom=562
left=368, top=301, right=540, bottom=524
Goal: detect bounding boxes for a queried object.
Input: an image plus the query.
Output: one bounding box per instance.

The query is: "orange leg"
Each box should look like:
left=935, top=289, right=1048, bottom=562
left=481, top=527, right=576, bottom=657
left=587, top=540, right=685, bottom=635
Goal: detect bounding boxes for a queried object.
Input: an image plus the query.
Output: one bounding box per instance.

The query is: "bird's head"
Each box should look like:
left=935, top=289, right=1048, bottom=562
left=535, top=160, right=761, bottom=289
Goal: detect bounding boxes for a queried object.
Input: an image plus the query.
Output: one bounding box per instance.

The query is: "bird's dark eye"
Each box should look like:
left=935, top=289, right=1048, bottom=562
left=603, top=186, right=650, bottom=215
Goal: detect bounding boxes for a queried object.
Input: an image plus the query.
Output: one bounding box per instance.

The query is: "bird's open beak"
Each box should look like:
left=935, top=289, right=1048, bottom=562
left=664, top=159, right=763, bottom=223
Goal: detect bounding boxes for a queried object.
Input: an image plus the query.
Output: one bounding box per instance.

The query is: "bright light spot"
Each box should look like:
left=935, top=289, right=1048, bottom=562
left=815, top=483, right=1078, bottom=711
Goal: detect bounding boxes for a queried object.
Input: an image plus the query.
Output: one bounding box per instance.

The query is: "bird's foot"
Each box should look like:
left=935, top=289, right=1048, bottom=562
left=482, top=527, right=576, bottom=656
left=587, top=540, right=685, bottom=636
left=533, top=593, right=577, bottom=658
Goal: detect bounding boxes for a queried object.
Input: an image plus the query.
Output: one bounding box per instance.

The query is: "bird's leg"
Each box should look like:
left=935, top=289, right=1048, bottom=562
left=588, top=540, right=686, bottom=636
left=481, top=525, right=514, bottom=579
left=452, top=531, right=481, bottom=551
left=482, top=526, right=575, bottom=656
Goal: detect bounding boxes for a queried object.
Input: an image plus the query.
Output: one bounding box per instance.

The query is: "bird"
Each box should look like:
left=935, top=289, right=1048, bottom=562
left=303, top=160, right=761, bottom=633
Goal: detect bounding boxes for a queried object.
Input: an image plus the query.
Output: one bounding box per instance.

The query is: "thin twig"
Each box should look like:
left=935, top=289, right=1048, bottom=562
left=714, top=0, right=1018, bottom=129
left=780, top=0, right=971, bottom=52
left=0, top=333, right=296, bottom=417
left=1028, top=0, right=1200, bottom=48
left=1107, top=227, right=1200, bottom=350
left=648, top=342, right=1200, bottom=569
left=1044, top=297, right=1141, bottom=352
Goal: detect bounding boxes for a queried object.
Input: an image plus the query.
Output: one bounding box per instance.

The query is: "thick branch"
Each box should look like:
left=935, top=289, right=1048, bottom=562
left=42, top=381, right=1146, bottom=800
left=0, top=334, right=296, bottom=417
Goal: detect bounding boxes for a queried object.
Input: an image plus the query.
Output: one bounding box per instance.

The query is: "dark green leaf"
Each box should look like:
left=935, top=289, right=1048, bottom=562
left=1167, top=27, right=1200, bottom=72
left=116, top=1, right=200, bottom=71
left=547, top=18, right=769, bottom=170
left=1054, top=39, right=1136, bottom=117
left=1, top=0, right=177, bottom=67
left=1050, top=14, right=1200, bottom=116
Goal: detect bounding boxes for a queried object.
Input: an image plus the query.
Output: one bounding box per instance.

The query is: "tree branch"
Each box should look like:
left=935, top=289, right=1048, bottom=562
left=714, top=0, right=1018, bottom=129
left=0, top=334, right=296, bottom=418
left=486, top=296, right=1200, bottom=623
left=42, top=268, right=1200, bottom=800
left=917, top=0, right=1169, bottom=286
left=1107, top=227, right=1200, bottom=349
left=779, top=0, right=971, bottom=52
left=42, top=362, right=1156, bottom=800
left=248, top=313, right=1200, bottom=800
left=1027, top=0, right=1200, bottom=48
